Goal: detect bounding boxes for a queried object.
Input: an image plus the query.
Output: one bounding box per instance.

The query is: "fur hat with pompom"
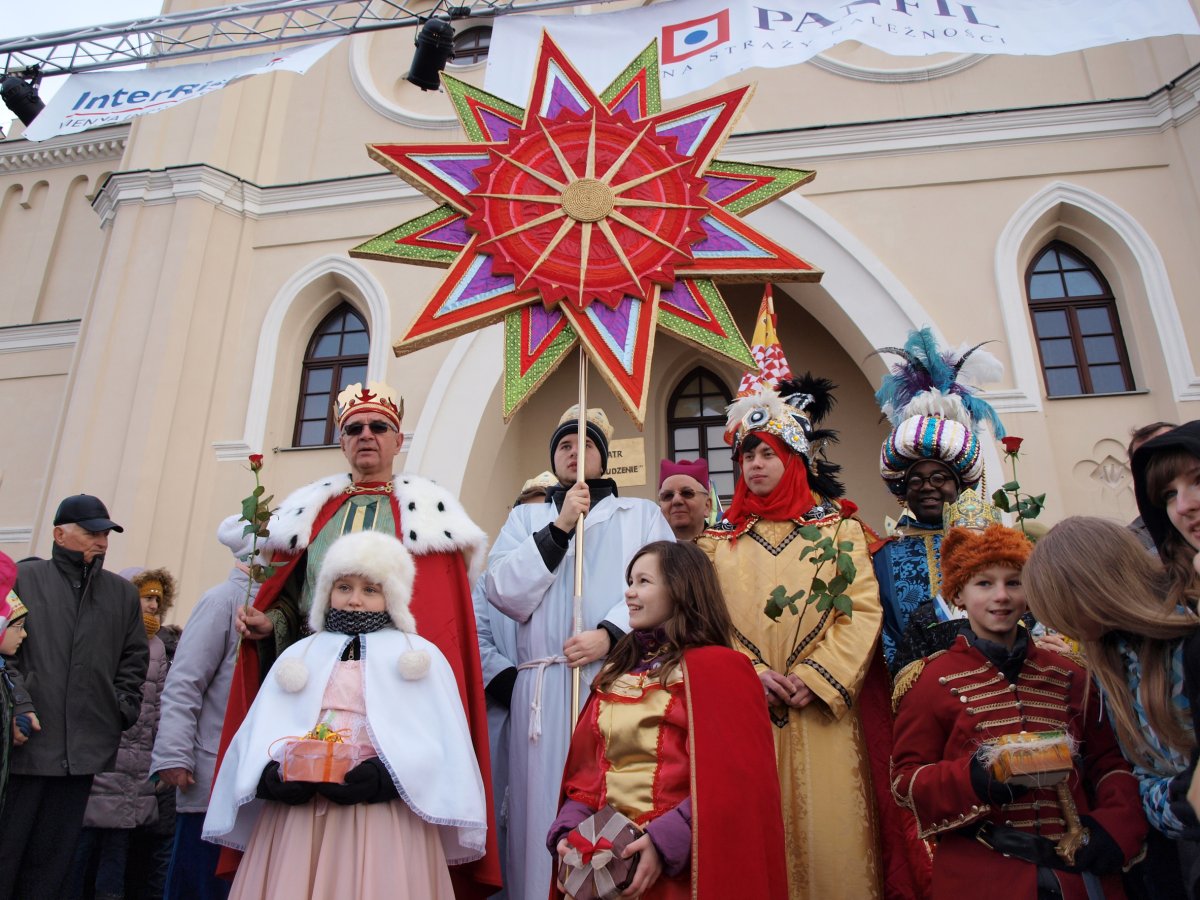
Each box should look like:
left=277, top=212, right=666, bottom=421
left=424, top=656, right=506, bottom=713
left=308, top=531, right=418, bottom=634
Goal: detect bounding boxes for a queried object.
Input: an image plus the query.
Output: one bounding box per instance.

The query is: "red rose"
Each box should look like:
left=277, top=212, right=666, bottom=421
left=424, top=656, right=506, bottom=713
left=839, top=499, right=859, bottom=519
left=1000, top=436, right=1024, bottom=455
left=248, top=453, right=264, bottom=472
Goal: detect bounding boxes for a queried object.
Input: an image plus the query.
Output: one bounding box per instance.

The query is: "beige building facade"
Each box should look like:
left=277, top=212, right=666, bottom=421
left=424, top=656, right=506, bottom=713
left=2, top=1, right=1199, bottom=621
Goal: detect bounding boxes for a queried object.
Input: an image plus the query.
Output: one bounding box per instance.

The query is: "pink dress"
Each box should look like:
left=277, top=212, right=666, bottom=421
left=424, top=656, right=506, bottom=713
left=229, top=660, right=456, bottom=900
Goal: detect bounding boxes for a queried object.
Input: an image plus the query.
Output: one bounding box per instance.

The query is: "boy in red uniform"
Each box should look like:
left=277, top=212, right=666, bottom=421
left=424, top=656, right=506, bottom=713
left=891, top=524, right=1147, bottom=899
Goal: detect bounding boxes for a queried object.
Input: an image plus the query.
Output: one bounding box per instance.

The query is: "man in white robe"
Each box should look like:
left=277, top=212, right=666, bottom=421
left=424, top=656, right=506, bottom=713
left=485, top=406, right=673, bottom=900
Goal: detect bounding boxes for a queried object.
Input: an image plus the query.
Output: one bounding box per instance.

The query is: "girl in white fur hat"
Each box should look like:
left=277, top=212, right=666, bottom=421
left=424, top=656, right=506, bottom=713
left=204, top=531, right=486, bottom=899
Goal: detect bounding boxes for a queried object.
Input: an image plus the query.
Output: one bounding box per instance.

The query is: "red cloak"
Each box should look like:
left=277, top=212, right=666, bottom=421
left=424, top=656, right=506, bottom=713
left=556, top=645, right=788, bottom=899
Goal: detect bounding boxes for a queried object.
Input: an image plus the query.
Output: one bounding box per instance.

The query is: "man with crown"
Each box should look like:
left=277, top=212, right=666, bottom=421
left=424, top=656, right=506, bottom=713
left=484, top=404, right=673, bottom=900
left=869, top=328, right=1008, bottom=671
left=697, top=375, right=889, bottom=900
left=219, top=381, right=500, bottom=897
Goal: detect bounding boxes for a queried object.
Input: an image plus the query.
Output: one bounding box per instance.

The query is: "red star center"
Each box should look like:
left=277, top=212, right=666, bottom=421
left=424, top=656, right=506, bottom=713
left=465, top=107, right=710, bottom=310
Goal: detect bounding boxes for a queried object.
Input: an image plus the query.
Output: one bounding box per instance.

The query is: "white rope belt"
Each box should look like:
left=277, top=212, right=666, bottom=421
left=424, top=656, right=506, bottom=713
left=517, top=655, right=568, bottom=742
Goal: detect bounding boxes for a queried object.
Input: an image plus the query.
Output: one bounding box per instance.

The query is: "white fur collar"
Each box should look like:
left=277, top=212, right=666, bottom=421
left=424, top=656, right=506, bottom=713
left=264, top=472, right=487, bottom=581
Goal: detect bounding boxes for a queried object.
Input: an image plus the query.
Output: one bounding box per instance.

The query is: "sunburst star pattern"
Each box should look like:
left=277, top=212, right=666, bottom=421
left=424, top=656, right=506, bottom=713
left=351, top=34, right=821, bottom=425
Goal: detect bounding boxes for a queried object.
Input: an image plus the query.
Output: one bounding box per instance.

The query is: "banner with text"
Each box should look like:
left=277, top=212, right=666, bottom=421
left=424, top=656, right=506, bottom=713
left=486, top=0, right=1200, bottom=103
left=23, top=38, right=342, bottom=142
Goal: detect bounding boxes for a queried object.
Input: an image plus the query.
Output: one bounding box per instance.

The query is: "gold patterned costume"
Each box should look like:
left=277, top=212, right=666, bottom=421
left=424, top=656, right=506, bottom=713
left=700, top=505, right=884, bottom=900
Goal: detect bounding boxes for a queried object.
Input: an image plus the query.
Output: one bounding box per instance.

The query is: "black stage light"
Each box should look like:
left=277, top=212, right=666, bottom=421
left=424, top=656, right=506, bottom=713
left=407, top=18, right=455, bottom=91
left=1, top=67, right=45, bottom=127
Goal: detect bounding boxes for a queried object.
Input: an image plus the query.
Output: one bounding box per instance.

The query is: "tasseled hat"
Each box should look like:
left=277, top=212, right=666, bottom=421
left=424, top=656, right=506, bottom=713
left=875, top=327, right=1006, bottom=496
left=940, top=524, right=1032, bottom=603
left=724, top=374, right=845, bottom=499
left=336, top=381, right=404, bottom=430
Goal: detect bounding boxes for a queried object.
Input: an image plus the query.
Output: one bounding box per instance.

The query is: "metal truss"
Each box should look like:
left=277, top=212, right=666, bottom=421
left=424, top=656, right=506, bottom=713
left=0, top=0, right=601, bottom=76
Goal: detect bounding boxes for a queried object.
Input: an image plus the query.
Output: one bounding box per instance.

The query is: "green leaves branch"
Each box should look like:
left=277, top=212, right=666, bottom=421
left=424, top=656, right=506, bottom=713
left=764, top=520, right=858, bottom=625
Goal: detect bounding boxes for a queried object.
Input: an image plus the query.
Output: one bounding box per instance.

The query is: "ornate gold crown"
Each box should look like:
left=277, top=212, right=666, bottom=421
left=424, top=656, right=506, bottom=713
left=943, top=488, right=1003, bottom=531
left=336, top=381, right=404, bottom=429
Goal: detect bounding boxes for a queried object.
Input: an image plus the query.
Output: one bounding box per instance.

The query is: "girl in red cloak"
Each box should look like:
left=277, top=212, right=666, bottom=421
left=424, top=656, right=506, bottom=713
left=548, top=540, right=787, bottom=899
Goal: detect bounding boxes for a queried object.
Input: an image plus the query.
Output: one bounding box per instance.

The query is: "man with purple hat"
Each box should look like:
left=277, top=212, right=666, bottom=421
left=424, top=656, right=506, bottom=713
left=0, top=494, right=148, bottom=900
left=658, top=458, right=712, bottom=541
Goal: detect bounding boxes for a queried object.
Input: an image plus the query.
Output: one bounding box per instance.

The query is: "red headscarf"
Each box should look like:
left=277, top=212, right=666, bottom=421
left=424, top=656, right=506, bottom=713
left=725, top=432, right=815, bottom=528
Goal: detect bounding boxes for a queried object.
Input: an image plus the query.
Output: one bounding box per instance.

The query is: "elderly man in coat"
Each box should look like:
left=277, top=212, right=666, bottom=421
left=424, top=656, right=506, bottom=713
left=0, top=495, right=148, bottom=900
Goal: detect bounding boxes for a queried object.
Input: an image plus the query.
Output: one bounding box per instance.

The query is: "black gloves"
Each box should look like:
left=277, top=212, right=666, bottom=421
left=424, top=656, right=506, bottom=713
left=1069, top=816, right=1125, bottom=876
left=256, top=761, right=318, bottom=806
left=316, top=758, right=399, bottom=805
left=969, top=754, right=1029, bottom=805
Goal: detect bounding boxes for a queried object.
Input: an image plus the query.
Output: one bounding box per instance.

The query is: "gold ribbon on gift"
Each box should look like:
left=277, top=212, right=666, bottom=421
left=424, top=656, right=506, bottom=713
left=561, top=812, right=633, bottom=899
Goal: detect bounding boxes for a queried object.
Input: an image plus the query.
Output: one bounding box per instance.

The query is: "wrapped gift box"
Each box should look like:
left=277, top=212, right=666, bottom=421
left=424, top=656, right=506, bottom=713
left=277, top=737, right=364, bottom=784
left=988, top=730, right=1074, bottom=788
left=557, top=806, right=642, bottom=900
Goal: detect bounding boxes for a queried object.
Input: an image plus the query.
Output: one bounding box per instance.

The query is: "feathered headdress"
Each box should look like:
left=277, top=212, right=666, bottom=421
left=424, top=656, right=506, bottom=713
left=875, top=327, right=1005, bottom=495
left=725, top=373, right=844, bottom=499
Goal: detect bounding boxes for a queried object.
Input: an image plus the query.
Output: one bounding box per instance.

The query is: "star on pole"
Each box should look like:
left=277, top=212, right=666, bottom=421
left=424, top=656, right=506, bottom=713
left=351, top=34, right=821, bottom=426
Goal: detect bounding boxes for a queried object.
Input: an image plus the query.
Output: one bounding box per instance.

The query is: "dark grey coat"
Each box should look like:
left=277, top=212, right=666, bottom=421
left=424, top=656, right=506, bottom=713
left=10, top=543, right=148, bottom=776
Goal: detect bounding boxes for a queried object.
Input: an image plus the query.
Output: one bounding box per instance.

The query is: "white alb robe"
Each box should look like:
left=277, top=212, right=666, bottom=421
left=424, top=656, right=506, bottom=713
left=484, top=493, right=673, bottom=900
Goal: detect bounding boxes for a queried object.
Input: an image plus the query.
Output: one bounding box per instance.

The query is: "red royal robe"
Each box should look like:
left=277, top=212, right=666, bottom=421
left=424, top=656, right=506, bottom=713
left=216, top=487, right=501, bottom=898
left=556, top=645, right=788, bottom=899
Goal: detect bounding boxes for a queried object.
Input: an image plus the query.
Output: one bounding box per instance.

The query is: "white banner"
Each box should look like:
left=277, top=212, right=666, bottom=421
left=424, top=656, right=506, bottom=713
left=23, top=38, right=342, bottom=142
left=486, top=0, right=1200, bottom=103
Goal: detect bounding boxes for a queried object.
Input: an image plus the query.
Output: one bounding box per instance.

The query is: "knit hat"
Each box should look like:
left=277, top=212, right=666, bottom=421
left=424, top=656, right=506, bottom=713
left=0, top=551, right=14, bottom=604
left=336, top=381, right=404, bottom=430
left=5, top=592, right=27, bottom=624
left=308, top=531, right=418, bottom=634
left=132, top=568, right=177, bottom=616
left=217, top=514, right=256, bottom=562
left=659, top=458, right=708, bottom=490
left=550, top=405, right=613, bottom=475
left=940, top=524, right=1032, bottom=603
left=875, top=328, right=1005, bottom=496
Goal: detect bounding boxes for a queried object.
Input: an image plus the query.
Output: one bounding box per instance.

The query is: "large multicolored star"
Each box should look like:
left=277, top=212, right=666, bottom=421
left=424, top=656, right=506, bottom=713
left=351, top=35, right=821, bottom=425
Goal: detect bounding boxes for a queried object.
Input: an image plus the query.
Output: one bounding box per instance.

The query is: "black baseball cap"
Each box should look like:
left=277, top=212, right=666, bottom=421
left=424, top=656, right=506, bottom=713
left=53, top=495, right=124, bottom=533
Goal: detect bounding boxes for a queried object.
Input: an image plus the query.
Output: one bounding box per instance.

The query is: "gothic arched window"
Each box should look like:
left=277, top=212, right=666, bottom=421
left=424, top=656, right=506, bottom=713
left=667, top=367, right=734, bottom=499
left=293, top=303, right=369, bottom=447
left=1025, top=241, right=1133, bottom=397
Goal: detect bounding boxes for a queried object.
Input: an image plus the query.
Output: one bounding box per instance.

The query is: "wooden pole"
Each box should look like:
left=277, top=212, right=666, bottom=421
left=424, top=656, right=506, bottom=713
left=571, top=348, right=587, bottom=731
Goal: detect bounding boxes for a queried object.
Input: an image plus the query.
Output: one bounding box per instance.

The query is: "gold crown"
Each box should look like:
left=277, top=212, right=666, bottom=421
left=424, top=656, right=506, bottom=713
left=943, top=488, right=1003, bottom=531
left=336, top=382, right=404, bottom=429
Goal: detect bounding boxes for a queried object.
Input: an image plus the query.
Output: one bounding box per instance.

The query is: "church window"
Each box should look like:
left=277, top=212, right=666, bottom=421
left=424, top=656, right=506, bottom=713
left=1025, top=241, right=1133, bottom=397
left=667, top=367, right=734, bottom=500
left=293, top=303, right=370, bottom=447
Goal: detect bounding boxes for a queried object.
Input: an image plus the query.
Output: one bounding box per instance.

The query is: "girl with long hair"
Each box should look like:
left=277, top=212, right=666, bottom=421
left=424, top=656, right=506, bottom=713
left=1023, top=515, right=1198, bottom=895
left=548, top=540, right=787, bottom=899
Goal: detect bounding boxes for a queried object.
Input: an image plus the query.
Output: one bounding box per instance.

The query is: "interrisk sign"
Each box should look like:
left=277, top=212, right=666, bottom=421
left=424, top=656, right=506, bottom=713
left=22, top=38, right=341, bottom=142
left=486, top=0, right=1200, bottom=103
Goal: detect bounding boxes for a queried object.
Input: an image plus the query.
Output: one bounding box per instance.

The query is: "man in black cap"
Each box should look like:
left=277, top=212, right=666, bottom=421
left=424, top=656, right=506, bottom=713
left=0, top=494, right=148, bottom=900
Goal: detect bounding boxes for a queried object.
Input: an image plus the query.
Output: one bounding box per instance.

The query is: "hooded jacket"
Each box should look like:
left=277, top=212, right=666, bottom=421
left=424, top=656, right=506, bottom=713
left=1132, top=420, right=1200, bottom=553
left=10, top=543, right=148, bottom=776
